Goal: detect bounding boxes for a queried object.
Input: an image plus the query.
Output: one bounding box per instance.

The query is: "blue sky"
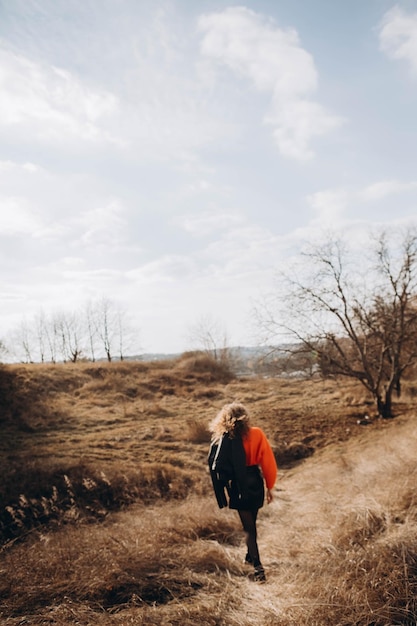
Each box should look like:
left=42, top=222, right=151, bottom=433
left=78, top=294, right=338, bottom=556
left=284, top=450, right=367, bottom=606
left=1, top=0, right=417, bottom=355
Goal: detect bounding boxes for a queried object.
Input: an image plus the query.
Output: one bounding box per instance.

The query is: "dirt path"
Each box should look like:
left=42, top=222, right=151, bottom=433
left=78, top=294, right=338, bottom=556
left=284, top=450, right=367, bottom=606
left=217, top=413, right=417, bottom=625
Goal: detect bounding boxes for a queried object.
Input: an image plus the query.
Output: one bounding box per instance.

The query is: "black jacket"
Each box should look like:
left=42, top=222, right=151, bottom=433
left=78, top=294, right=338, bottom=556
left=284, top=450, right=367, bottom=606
left=208, top=433, right=248, bottom=509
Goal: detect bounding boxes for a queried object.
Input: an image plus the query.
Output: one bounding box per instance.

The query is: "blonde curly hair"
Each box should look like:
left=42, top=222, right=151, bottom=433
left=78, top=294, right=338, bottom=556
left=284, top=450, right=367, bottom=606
left=209, top=402, right=250, bottom=441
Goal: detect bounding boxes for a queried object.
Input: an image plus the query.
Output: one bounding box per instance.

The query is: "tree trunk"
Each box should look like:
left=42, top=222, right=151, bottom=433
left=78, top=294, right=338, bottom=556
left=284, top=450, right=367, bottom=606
left=376, top=390, right=393, bottom=419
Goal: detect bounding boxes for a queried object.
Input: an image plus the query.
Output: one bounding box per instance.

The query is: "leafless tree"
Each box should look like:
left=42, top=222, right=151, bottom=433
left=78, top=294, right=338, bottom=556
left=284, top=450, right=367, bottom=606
left=85, top=301, right=98, bottom=362
left=34, top=311, right=48, bottom=363
left=255, top=229, right=417, bottom=418
left=62, top=312, right=83, bottom=362
left=93, top=297, right=120, bottom=362
left=44, top=313, right=58, bottom=363
left=187, top=314, right=231, bottom=364
left=116, top=308, right=138, bottom=361
left=13, top=319, right=35, bottom=363
left=7, top=297, right=139, bottom=364
left=52, top=313, right=68, bottom=362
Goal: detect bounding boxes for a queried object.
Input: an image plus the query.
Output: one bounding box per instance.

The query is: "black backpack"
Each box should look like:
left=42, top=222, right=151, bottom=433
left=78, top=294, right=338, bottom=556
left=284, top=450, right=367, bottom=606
left=208, top=432, right=247, bottom=508
left=208, top=433, right=235, bottom=483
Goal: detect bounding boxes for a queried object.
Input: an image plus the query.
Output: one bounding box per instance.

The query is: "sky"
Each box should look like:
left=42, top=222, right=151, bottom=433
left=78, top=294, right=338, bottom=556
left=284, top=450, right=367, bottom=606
left=1, top=0, right=417, bottom=356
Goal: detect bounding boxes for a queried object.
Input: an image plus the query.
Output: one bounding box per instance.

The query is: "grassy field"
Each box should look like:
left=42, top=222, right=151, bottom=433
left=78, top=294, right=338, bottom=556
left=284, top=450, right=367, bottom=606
left=1, top=355, right=416, bottom=625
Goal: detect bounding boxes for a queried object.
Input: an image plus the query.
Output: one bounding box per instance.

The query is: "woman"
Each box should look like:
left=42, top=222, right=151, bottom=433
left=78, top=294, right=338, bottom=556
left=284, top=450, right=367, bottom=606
left=208, top=402, right=277, bottom=582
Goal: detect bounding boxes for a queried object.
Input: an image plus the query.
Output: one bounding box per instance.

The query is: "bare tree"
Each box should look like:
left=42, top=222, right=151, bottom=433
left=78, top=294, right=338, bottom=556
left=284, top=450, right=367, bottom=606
left=6, top=297, right=139, bottom=364
left=62, top=312, right=83, bottom=362
left=93, top=297, right=120, bottom=362
left=34, top=311, right=48, bottom=363
left=85, top=300, right=98, bottom=362
left=44, top=313, right=58, bottom=363
left=52, top=313, right=69, bottom=362
left=187, top=314, right=231, bottom=363
left=14, top=319, right=34, bottom=363
left=256, top=230, right=417, bottom=418
left=116, top=307, right=138, bottom=361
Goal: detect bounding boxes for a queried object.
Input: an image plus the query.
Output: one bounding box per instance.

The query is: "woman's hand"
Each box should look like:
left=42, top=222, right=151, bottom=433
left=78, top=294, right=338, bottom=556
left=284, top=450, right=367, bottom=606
left=266, top=488, right=273, bottom=504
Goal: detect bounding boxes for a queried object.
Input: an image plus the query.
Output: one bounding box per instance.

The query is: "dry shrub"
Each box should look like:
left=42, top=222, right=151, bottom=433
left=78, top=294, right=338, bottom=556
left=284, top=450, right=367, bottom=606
left=0, top=462, right=201, bottom=544
left=192, top=386, right=223, bottom=399
left=184, top=417, right=211, bottom=443
left=273, top=441, right=314, bottom=468
left=78, top=370, right=150, bottom=401
left=303, top=529, right=417, bottom=626
left=333, top=504, right=389, bottom=550
left=275, top=516, right=417, bottom=626
left=169, top=499, right=241, bottom=546
left=394, top=487, right=417, bottom=523
left=175, top=352, right=234, bottom=383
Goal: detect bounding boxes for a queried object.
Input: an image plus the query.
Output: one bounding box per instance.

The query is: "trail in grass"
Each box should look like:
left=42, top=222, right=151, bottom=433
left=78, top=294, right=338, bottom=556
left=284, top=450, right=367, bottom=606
left=217, top=411, right=417, bottom=625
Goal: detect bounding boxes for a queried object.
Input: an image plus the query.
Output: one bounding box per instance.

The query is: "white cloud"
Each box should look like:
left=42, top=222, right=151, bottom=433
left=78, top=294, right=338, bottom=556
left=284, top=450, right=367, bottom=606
left=0, top=160, right=40, bottom=173
left=307, top=189, right=349, bottom=226
left=0, top=46, right=119, bottom=143
left=199, top=7, right=317, bottom=92
left=266, top=99, right=342, bottom=161
left=200, top=223, right=282, bottom=277
left=127, top=255, right=198, bottom=284
left=198, top=6, right=343, bottom=160
left=179, top=210, right=244, bottom=236
left=305, top=179, right=417, bottom=236
left=77, top=200, right=129, bottom=248
left=0, top=197, right=42, bottom=234
left=359, top=179, right=417, bottom=201
left=379, top=6, right=417, bottom=74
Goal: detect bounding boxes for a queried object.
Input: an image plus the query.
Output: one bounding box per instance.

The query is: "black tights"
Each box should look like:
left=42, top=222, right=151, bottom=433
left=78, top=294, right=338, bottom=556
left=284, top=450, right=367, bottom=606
left=238, top=508, right=261, bottom=567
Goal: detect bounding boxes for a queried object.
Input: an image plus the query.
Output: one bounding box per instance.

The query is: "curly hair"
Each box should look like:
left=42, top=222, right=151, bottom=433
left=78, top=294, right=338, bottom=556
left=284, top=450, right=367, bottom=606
left=209, top=402, right=250, bottom=441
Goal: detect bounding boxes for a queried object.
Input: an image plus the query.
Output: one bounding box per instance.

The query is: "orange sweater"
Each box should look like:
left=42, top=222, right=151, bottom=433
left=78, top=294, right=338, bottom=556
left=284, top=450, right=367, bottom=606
left=242, top=427, right=277, bottom=489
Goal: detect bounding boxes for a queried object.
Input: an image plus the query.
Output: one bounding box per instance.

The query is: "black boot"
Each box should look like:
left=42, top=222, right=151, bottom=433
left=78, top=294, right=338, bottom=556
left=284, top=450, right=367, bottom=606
left=253, top=565, right=266, bottom=583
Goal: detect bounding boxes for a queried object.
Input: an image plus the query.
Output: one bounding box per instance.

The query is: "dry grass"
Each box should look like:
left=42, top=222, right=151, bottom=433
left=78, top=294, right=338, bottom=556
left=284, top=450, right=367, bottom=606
left=1, top=359, right=417, bottom=624
left=1, top=360, right=376, bottom=541
left=0, top=498, right=248, bottom=625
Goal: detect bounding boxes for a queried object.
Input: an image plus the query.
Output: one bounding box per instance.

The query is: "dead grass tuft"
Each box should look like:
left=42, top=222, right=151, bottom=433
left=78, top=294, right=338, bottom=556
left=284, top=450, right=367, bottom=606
left=184, top=417, right=211, bottom=443
left=174, top=352, right=235, bottom=383
left=332, top=504, right=389, bottom=550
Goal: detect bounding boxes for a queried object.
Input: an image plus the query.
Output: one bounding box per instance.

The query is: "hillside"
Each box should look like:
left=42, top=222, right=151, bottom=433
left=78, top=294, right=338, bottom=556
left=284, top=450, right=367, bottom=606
left=0, top=357, right=416, bottom=625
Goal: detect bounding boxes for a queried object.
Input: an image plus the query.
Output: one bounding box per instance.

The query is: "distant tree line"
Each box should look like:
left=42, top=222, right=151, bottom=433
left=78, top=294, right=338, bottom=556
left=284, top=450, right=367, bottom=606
left=3, top=297, right=139, bottom=364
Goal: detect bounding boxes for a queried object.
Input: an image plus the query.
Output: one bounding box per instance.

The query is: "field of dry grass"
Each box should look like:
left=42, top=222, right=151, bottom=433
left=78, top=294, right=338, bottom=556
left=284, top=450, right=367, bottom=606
left=1, top=356, right=416, bottom=625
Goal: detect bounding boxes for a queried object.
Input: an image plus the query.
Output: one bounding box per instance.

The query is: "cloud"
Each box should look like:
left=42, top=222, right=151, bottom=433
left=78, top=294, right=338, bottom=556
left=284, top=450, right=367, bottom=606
left=198, top=6, right=343, bottom=160
left=0, top=196, right=41, bottom=235
left=0, top=8, right=240, bottom=166
left=306, top=179, right=417, bottom=234
left=307, top=189, right=349, bottom=226
left=127, top=255, right=198, bottom=284
left=178, top=210, right=244, bottom=236
left=0, top=162, right=49, bottom=236
left=200, top=222, right=282, bottom=278
left=0, top=46, right=119, bottom=143
left=359, top=179, right=417, bottom=201
left=0, top=159, right=136, bottom=252
left=0, top=160, right=40, bottom=173
left=77, top=200, right=129, bottom=248
left=379, top=6, right=417, bottom=74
